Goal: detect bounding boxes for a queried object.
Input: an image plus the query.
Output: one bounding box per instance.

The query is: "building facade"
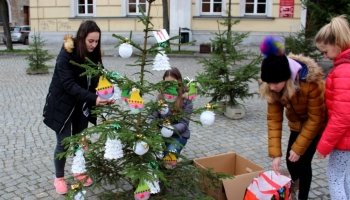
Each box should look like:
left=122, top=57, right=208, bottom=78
left=0, top=0, right=30, bottom=31
left=28, top=0, right=305, bottom=45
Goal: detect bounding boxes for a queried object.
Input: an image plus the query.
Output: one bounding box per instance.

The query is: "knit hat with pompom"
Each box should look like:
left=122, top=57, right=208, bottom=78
left=260, top=36, right=291, bottom=83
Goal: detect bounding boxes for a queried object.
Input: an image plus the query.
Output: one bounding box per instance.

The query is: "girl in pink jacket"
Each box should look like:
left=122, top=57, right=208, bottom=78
left=314, top=15, right=350, bottom=200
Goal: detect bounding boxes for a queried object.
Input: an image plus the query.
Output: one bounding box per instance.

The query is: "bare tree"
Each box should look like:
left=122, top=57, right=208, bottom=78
left=0, top=0, right=13, bottom=50
left=162, top=0, right=169, bottom=34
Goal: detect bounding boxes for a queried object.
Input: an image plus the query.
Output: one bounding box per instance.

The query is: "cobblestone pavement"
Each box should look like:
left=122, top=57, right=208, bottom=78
left=0, top=44, right=330, bottom=199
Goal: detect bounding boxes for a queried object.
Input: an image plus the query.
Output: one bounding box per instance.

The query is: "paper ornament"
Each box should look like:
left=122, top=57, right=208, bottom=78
left=74, top=190, right=86, bottom=200
left=128, top=88, right=145, bottom=114
left=158, top=100, right=169, bottom=115
left=96, top=77, right=114, bottom=99
left=188, top=82, right=197, bottom=101
left=163, top=86, right=178, bottom=103
left=104, top=137, right=124, bottom=160
left=161, top=119, right=173, bottom=138
left=152, top=50, right=171, bottom=71
left=163, top=153, right=177, bottom=169
left=133, top=141, right=149, bottom=155
left=119, top=43, right=133, bottom=58
left=134, top=182, right=150, bottom=200
left=145, top=175, right=160, bottom=194
left=121, top=90, right=131, bottom=105
left=200, top=104, right=215, bottom=126
left=109, top=84, right=121, bottom=100
left=71, top=149, right=87, bottom=174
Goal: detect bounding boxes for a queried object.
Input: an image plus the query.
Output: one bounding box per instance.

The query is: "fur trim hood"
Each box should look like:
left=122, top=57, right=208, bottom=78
left=287, top=53, right=324, bottom=83
left=63, top=34, right=74, bottom=53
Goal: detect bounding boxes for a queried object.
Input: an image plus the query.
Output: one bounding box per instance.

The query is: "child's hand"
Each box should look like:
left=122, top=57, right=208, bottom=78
left=316, top=150, right=326, bottom=159
left=272, top=157, right=281, bottom=174
left=288, top=150, right=300, bottom=162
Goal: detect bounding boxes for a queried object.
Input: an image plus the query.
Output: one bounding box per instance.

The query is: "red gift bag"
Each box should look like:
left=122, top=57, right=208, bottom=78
left=244, top=170, right=292, bottom=200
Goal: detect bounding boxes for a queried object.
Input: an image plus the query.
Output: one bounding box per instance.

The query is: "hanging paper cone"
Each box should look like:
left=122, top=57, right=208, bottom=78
left=128, top=88, right=145, bottom=113
left=96, top=77, right=114, bottom=99
left=134, top=182, right=151, bottom=200
left=163, top=86, right=178, bottom=103
left=71, top=149, right=87, bottom=174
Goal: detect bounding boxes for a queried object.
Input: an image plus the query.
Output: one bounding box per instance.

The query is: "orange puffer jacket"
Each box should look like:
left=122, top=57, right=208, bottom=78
left=264, top=54, right=326, bottom=158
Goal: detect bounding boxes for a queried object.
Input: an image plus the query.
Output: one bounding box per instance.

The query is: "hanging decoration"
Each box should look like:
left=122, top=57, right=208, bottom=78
left=163, top=85, right=178, bottom=103
left=187, top=82, right=197, bottom=101
left=121, top=90, right=131, bottom=106
left=128, top=88, right=145, bottom=114
left=145, top=175, right=160, bottom=194
left=71, top=184, right=86, bottom=200
left=118, top=39, right=133, bottom=58
left=200, top=103, right=215, bottom=126
left=104, top=124, right=123, bottom=160
left=161, top=119, right=174, bottom=138
left=96, top=76, right=114, bottom=99
left=152, top=49, right=171, bottom=71
left=71, top=148, right=87, bottom=174
left=134, top=181, right=151, bottom=200
left=133, top=141, right=149, bottom=155
left=158, top=99, right=169, bottom=115
left=163, top=152, right=178, bottom=169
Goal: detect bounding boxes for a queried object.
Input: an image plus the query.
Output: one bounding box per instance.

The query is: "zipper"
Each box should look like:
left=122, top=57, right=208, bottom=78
left=58, top=105, right=76, bottom=134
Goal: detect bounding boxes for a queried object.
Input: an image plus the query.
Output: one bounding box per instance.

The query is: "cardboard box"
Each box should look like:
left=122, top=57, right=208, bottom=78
left=194, top=152, right=265, bottom=200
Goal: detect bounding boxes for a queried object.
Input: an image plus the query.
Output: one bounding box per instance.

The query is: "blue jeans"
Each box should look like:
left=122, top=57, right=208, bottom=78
left=166, top=135, right=188, bottom=154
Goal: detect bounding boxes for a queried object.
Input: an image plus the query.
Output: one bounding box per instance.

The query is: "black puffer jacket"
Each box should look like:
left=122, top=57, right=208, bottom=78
left=43, top=35, right=99, bottom=134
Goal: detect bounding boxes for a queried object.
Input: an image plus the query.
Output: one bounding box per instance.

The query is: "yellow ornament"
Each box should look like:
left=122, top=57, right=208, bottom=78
left=96, top=77, right=114, bottom=99
left=163, top=153, right=177, bottom=169
left=128, top=88, right=145, bottom=113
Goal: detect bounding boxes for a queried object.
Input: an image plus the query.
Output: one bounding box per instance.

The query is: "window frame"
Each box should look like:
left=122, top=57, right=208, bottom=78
left=240, top=0, right=272, bottom=17
left=127, top=0, right=148, bottom=16
left=196, top=0, right=226, bottom=16
left=70, top=0, right=96, bottom=17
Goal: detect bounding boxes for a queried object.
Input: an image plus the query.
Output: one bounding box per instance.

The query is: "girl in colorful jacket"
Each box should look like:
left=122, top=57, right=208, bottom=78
left=314, top=15, right=350, bottom=200
left=259, top=36, right=326, bottom=200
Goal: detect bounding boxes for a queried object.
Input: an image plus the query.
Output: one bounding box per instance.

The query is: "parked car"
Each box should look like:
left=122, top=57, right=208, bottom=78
left=2, top=25, right=31, bottom=45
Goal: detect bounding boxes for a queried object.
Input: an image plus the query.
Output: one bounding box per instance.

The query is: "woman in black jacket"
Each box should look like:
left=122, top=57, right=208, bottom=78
left=43, top=20, right=113, bottom=194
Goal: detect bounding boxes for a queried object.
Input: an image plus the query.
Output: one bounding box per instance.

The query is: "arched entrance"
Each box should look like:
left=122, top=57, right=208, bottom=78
left=0, top=0, right=12, bottom=24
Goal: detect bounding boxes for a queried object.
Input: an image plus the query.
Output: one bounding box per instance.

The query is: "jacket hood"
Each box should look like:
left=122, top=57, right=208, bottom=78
left=63, top=34, right=74, bottom=53
left=287, top=53, right=324, bottom=83
left=334, top=48, right=350, bottom=67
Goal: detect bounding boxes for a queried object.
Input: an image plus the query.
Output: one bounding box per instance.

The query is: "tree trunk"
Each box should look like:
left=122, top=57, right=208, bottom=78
left=0, top=0, right=13, bottom=50
left=162, top=0, right=169, bottom=34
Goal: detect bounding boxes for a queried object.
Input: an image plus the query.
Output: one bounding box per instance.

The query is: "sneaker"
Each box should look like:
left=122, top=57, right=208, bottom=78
left=290, top=179, right=299, bottom=200
left=74, top=173, right=93, bottom=187
left=54, top=177, right=68, bottom=195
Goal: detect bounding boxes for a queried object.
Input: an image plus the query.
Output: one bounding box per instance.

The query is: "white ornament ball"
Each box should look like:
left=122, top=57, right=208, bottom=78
left=119, top=43, right=133, bottom=58
left=161, top=126, right=174, bottom=138
left=159, top=104, right=169, bottom=115
left=133, top=141, right=149, bottom=155
left=200, top=110, right=215, bottom=126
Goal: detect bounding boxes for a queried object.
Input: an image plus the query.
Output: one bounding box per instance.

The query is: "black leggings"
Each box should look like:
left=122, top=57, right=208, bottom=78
left=286, top=131, right=320, bottom=200
left=54, top=107, right=88, bottom=178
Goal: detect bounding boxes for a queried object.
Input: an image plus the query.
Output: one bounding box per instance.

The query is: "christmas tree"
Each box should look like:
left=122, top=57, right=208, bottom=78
left=25, top=31, right=54, bottom=74
left=62, top=1, right=230, bottom=199
left=195, top=16, right=262, bottom=109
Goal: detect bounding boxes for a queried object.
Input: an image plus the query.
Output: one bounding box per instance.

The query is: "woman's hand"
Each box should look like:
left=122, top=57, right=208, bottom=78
left=316, top=150, right=326, bottom=159
left=288, top=150, right=300, bottom=162
left=272, top=157, right=281, bottom=174
left=96, top=96, right=114, bottom=106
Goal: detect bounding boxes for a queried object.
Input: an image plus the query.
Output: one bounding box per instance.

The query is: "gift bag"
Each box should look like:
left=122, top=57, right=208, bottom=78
left=244, top=170, right=292, bottom=200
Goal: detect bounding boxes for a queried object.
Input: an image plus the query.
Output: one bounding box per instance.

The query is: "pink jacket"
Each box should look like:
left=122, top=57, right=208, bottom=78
left=317, top=48, right=350, bottom=156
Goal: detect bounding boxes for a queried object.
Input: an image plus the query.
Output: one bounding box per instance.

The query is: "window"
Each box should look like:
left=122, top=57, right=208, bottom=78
left=77, top=0, right=94, bottom=16
left=128, top=0, right=147, bottom=15
left=244, top=0, right=266, bottom=15
left=201, top=0, right=222, bottom=14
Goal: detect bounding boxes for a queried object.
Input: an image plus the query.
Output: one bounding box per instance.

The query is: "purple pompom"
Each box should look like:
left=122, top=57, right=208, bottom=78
left=260, top=36, right=285, bottom=58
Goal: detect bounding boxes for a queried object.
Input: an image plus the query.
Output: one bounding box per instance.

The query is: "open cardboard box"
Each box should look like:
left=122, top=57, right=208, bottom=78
left=194, top=152, right=265, bottom=200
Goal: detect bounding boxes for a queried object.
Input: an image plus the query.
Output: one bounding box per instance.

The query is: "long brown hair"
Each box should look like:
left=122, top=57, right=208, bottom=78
left=162, top=67, right=185, bottom=113
left=75, top=20, right=102, bottom=63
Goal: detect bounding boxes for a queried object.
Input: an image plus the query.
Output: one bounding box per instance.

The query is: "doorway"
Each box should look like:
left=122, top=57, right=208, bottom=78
left=23, top=6, right=29, bottom=25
